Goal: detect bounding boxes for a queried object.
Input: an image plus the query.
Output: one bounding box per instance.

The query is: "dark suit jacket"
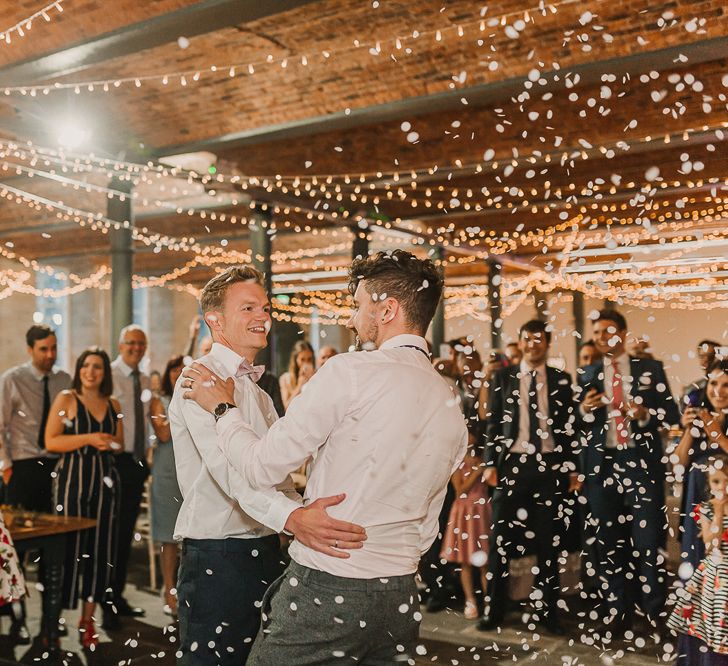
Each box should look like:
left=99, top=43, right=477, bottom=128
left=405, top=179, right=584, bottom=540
left=577, top=356, right=680, bottom=478
left=484, top=364, right=580, bottom=474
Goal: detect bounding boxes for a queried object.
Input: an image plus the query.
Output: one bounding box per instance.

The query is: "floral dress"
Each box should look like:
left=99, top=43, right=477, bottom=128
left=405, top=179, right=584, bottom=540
left=668, top=503, right=728, bottom=654
left=0, top=511, right=25, bottom=605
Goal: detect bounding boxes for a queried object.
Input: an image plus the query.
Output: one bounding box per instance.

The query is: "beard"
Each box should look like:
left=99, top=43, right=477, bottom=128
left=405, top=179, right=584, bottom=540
left=354, top=319, right=379, bottom=351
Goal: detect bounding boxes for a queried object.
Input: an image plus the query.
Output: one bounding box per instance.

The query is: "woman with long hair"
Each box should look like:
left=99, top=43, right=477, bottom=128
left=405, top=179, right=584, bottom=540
left=149, top=355, right=185, bottom=618
left=279, top=341, right=315, bottom=410
left=670, top=359, right=728, bottom=664
left=45, top=348, right=122, bottom=650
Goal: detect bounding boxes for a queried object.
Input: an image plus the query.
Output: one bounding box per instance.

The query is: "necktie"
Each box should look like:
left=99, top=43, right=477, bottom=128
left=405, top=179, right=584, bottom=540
left=131, top=369, right=146, bottom=460
left=611, top=360, right=629, bottom=447
left=528, top=371, right=542, bottom=452
left=235, top=359, right=265, bottom=383
left=38, top=375, right=50, bottom=451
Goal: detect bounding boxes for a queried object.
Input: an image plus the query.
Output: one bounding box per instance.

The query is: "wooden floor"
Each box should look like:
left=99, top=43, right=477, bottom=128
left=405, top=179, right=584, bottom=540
left=0, top=543, right=675, bottom=665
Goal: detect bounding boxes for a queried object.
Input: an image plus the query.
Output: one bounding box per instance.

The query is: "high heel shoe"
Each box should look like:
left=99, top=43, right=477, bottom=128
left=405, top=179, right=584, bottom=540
left=78, top=618, right=99, bottom=650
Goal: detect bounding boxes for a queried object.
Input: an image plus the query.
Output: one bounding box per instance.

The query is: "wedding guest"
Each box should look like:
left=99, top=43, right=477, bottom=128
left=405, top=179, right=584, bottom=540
left=279, top=341, right=315, bottom=410
left=0, top=325, right=71, bottom=511
left=683, top=339, right=721, bottom=403
left=149, top=355, right=185, bottom=618
left=0, top=325, right=70, bottom=643
left=667, top=454, right=728, bottom=663
left=578, top=340, right=601, bottom=367
left=579, top=309, right=679, bottom=635
left=479, top=319, right=579, bottom=635
left=670, top=360, right=728, bottom=664
left=107, top=325, right=150, bottom=627
left=45, top=348, right=122, bottom=649
left=441, top=431, right=491, bottom=620
left=505, top=341, right=523, bottom=366
left=316, top=345, right=338, bottom=368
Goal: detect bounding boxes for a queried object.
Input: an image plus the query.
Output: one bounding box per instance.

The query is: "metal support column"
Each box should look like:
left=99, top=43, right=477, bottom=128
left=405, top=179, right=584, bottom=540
left=487, top=258, right=502, bottom=350
left=109, top=178, right=133, bottom=349
left=250, top=209, right=274, bottom=370
left=572, top=290, right=585, bottom=365
left=535, top=291, right=548, bottom=321
left=351, top=220, right=370, bottom=261
left=431, top=246, right=445, bottom=354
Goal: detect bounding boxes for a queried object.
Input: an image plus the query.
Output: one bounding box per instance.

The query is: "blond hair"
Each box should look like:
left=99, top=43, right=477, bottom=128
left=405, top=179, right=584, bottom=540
left=199, top=265, right=264, bottom=313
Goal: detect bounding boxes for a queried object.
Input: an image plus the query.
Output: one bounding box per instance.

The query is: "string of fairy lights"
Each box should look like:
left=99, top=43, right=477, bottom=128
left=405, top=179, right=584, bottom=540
left=0, top=0, right=601, bottom=97
left=0, top=1, right=64, bottom=46
left=0, top=5, right=727, bottom=311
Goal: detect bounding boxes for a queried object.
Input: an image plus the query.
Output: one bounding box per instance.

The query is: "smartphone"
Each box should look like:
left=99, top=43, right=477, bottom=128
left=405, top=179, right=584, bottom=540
left=685, top=389, right=702, bottom=408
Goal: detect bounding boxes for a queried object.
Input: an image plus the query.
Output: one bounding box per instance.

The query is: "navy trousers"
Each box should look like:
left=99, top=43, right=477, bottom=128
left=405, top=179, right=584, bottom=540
left=584, top=449, right=667, bottom=622
left=177, top=535, right=285, bottom=665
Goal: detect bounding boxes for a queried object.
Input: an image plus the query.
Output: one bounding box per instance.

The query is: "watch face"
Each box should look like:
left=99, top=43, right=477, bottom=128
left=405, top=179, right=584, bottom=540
left=214, top=403, right=227, bottom=416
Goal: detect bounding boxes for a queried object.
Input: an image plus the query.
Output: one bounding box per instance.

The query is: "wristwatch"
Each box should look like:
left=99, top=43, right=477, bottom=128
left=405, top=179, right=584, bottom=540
left=213, top=402, right=236, bottom=422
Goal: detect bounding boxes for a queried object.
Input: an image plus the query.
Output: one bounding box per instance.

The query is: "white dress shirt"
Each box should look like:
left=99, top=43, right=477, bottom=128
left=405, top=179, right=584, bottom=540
left=0, top=362, right=71, bottom=468
left=510, top=361, right=556, bottom=454
left=216, top=333, right=469, bottom=579
left=111, top=357, right=150, bottom=454
left=601, top=353, right=639, bottom=449
left=169, top=343, right=301, bottom=541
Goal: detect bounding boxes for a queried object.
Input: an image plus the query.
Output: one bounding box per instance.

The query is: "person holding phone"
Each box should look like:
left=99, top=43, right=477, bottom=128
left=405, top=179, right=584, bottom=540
left=672, top=359, right=728, bottom=569
left=578, top=309, right=679, bottom=636
left=670, top=361, right=728, bottom=664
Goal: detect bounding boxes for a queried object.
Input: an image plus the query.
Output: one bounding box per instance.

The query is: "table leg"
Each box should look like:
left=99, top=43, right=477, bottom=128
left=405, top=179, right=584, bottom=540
left=39, top=534, right=65, bottom=647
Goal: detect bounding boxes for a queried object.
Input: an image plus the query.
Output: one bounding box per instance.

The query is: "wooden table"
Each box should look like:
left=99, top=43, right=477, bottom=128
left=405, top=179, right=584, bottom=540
left=4, top=510, right=96, bottom=648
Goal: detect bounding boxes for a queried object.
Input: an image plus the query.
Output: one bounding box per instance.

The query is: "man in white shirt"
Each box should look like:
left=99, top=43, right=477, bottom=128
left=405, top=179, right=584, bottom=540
left=182, top=250, right=468, bottom=664
left=579, top=309, right=679, bottom=635
left=170, top=265, right=367, bottom=666
left=107, top=325, right=151, bottom=627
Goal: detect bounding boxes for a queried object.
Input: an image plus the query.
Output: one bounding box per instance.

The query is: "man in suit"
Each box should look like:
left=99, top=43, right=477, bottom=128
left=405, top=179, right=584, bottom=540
left=478, top=319, right=580, bottom=635
left=578, top=309, right=679, bottom=634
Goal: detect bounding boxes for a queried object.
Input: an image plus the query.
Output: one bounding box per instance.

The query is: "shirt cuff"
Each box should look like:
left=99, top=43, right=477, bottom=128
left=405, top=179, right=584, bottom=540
left=263, top=496, right=301, bottom=534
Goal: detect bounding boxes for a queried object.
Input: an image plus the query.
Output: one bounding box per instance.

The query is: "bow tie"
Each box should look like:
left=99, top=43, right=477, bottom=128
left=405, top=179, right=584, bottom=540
left=235, top=359, right=265, bottom=383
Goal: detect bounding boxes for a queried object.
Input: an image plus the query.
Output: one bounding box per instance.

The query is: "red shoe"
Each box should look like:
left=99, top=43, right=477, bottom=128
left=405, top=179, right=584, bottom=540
left=78, top=619, right=98, bottom=650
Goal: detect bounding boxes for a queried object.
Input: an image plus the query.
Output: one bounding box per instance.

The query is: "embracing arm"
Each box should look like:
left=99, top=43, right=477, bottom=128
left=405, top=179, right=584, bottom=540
left=175, top=395, right=301, bottom=533
left=216, top=358, right=352, bottom=491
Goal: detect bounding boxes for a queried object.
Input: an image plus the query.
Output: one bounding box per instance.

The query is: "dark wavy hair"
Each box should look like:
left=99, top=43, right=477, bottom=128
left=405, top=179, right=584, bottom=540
left=72, top=348, right=113, bottom=398
left=161, top=355, right=185, bottom=397
left=348, top=250, right=443, bottom=335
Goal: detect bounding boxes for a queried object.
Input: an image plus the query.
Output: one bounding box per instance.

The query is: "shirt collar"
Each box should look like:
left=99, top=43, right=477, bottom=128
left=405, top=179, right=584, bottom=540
left=210, top=342, right=245, bottom=375
left=519, top=360, right=546, bottom=377
left=113, top=357, right=136, bottom=377
left=605, top=352, right=629, bottom=368
left=25, top=361, right=47, bottom=381
left=379, top=334, right=429, bottom=353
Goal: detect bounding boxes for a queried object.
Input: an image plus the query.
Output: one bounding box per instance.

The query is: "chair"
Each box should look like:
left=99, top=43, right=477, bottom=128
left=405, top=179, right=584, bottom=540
left=137, top=477, right=158, bottom=590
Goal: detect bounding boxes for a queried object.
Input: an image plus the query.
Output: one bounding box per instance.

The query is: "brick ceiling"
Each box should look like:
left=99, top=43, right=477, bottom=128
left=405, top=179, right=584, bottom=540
left=0, top=0, right=727, bottom=305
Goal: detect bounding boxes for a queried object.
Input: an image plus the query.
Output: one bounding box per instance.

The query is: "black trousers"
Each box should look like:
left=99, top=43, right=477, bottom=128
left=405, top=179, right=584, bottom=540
left=177, top=535, right=285, bottom=665
left=584, top=450, right=667, bottom=622
left=486, top=453, right=566, bottom=622
left=111, top=453, right=149, bottom=602
left=7, top=456, right=56, bottom=512
left=420, top=481, right=455, bottom=602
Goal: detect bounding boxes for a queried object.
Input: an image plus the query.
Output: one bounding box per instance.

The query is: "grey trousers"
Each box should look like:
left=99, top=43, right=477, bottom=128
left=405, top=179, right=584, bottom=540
left=248, top=560, right=420, bottom=665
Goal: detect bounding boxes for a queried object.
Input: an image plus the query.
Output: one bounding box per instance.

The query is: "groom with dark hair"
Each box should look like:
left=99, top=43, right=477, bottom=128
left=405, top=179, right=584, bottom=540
left=182, top=250, right=468, bottom=664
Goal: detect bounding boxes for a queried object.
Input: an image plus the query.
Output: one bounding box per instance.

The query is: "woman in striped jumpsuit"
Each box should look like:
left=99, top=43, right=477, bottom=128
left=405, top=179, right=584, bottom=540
left=45, top=347, right=122, bottom=649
